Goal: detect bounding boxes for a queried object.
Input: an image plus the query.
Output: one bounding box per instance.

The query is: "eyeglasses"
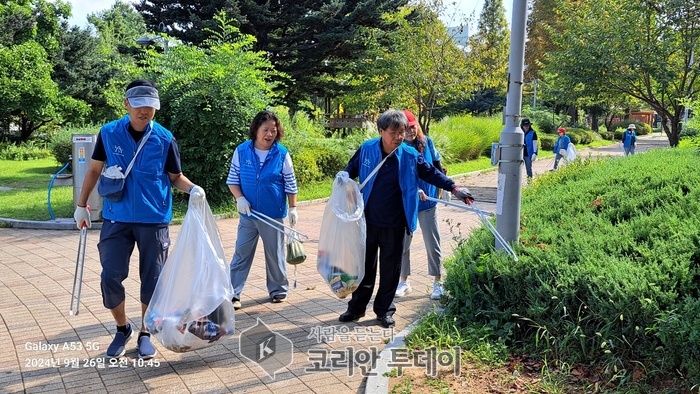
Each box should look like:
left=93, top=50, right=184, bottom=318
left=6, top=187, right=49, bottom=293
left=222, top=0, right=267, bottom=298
left=384, top=130, right=406, bottom=138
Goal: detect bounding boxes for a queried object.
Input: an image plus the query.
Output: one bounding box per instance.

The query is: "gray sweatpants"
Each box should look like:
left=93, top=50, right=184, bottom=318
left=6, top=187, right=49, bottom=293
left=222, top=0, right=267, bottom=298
left=230, top=216, right=288, bottom=299
left=401, top=206, right=442, bottom=278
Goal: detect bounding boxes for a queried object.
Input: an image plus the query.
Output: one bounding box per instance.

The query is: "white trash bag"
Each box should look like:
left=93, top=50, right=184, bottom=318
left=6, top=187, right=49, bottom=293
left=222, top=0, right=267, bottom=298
left=145, top=197, right=235, bottom=352
left=317, top=172, right=366, bottom=299
left=566, top=143, right=578, bottom=162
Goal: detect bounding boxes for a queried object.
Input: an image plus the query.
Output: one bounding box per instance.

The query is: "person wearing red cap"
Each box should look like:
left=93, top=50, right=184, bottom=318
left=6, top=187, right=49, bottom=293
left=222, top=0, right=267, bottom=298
left=553, top=127, right=571, bottom=169
left=395, top=110, right=446, bottom=300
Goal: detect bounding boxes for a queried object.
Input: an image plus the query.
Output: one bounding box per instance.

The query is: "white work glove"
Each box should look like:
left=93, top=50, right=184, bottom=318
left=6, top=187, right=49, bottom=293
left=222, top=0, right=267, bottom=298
left=531, top=153, right=537, bottom=162
left=236, top=196, right=251, bottom=216
left=73, top=206, right=91, bottom=229
left=452, top=187, right=475, bottom=205
left=189, top=185, right=205, bottom=201
left=442, top=189, right=451, bottom=201
left=336, top=171, right=349, bottom=180
left=288, top=207, right=298, bottom=227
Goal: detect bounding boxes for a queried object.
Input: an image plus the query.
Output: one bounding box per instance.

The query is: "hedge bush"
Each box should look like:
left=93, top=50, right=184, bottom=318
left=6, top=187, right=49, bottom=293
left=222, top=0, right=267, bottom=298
left=610, top=120, right=652, bottom=140
left=0, top=141, right=52, bottom=160
left=444, top=148, right=700, bottom=386
left=49, top=125, right=100, bottom=169
left=430, top=115, right=501, bottom=162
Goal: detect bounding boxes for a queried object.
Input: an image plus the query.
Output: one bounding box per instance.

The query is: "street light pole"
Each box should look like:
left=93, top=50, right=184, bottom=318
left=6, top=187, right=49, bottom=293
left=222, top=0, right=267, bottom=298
left=532, top=78, right=537, bottom=109
left=495, top=0, right=529, bottom=248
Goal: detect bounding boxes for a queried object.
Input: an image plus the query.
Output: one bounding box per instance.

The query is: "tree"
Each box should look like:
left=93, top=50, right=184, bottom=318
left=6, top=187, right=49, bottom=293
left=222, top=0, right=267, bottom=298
left=51, top=24, right=116, bottom=124
left=361, top=0, right=471, bottom=132
left=136, top=0, right=407, bottom=112
left=135, top=0, right=238, bottom=46
left=465, top=0, right=510, bottom=115
left=0, top=0, right=88, bottom=142
left=143, top=14, right=276, bottom=205
left=0, top=42, right=87, bottom=141
left=84, top=1, right=147, bottom=122
left=543, top=0, right=700, bottom=146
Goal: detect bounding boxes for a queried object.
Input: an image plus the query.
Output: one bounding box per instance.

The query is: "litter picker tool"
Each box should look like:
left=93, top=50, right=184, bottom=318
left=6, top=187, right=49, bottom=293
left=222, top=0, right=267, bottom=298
left=69, top=206, right=89, bottom=316
left=249, top=210, right=309, bottom=242
left=430, top=196, right=518, bottom=261
left=471, top=201, right=518, bottom=262
left=426, top=196, right=495, bottom=217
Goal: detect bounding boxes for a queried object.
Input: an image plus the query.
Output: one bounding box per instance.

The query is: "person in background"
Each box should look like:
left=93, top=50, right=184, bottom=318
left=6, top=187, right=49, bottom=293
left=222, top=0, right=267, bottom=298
left=552, top=127, right=571, bottom=170
left=338, top=109, right=474, bottom=328
left=226, top=110, right=298, bottom=311
left=395, top=110, right=446, bottom=300
left=520, top=118, right=538, bottom=178
left=622, top=124, right=637, bottom=156
left=73, top=79, right=206, bottom=360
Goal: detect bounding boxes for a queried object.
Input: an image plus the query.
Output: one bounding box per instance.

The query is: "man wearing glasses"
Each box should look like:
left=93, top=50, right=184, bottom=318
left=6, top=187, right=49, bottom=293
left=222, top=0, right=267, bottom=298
left=337, top=109, right=473, bottom=328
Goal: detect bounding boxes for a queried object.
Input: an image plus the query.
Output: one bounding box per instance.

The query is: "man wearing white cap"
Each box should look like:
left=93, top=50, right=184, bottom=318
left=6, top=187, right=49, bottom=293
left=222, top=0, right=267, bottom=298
left=73, top=79, right=205, bottom=360
left=622, top=124, right=637, bottom=156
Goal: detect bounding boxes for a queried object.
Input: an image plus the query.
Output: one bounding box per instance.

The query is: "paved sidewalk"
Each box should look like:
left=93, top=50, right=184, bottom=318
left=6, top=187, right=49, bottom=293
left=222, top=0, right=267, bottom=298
left=0, top=136, right=667, bottom=393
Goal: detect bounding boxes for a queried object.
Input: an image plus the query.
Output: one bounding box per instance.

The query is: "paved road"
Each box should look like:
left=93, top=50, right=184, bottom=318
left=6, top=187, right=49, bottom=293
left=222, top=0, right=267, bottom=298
left=0, top=134, right=668, bottom=393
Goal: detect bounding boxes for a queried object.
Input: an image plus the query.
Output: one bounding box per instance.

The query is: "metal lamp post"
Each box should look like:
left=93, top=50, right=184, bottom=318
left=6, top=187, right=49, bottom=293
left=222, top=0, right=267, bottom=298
left=494, top=0, right=529, bottom=248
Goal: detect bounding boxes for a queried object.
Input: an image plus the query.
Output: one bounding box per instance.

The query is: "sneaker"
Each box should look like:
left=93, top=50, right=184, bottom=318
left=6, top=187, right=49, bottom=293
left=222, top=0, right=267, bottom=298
left=377, top=315, right=395, bottom=328
left=137, top=334, right=156, bottom=360
left=395, top=280, right=412, bottom=297
left=232, top=297, right=241, bottom=310
left=430, top=281, right=445, bottom=300
left=338, top=311, right=365, bottom=323
left=272, top=294, right=287, bottom=303
left=106, top=325, right=132, bottom=358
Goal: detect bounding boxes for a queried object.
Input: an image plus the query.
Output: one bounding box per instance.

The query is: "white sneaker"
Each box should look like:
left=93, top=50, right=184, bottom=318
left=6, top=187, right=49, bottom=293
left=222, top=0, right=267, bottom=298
left=430, top=281, right=445, bottom=300
left=395, top=280, right=413, bottom=297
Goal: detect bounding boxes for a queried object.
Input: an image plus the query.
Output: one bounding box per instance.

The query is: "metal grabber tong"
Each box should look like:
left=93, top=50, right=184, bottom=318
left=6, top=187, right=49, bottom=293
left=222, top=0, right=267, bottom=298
left=69, top=206, right=89, bottom=316
left=249, top=209, right=309, bottom=242
left=426, top=196, right=518, bottom=261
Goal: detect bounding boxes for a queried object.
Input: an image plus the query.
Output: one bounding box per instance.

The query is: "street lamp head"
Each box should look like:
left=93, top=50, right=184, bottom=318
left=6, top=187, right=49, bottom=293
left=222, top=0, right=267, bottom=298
left=136, top=35, right=156, bottom=47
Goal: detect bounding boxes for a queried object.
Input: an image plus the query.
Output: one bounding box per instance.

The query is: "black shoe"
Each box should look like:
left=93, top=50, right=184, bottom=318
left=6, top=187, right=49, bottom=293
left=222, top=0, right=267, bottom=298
left=338, top=311, right=365, bottom=322
left=272, top=294, right=287, bottom=303
left=377, top=315, right=395, bottom=328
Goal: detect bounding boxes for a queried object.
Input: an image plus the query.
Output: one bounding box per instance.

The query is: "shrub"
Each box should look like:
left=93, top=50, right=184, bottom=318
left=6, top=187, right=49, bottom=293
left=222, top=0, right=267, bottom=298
left=430, top=115, right=501, bottom=162
left=290, top=150, right=321, bottom=185
left=0, top=141, right=52, bottom=160
left=610, top=120, right=651, bottom=139
left=538, top=134, right=557, bottom=151
left=147, top=25, right=276, bottom=206
left=443, top=148, right=700, bottom=385
left=49, top=125, right=100, bottom=168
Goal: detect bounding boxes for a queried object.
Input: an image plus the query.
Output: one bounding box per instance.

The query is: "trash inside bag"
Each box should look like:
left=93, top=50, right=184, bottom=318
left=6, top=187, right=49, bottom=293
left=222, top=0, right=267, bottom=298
left=317, top=172, right=366, bottom=298
left=145, top=197, right=235, bottom=352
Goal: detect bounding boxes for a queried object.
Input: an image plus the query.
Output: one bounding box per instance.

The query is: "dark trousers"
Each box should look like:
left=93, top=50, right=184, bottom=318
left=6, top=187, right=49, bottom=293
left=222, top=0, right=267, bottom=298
left=347, top=225, right=405, bottom=318
left=98, top=221, right=170, bottom=309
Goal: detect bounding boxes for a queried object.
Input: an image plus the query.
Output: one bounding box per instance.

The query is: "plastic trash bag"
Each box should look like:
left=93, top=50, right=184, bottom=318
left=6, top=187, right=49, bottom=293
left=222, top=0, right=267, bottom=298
left=145, top=197, right=235, bottom=352
left=317, top=172, right=366, bottom=298
left=286, top=238, right=307, bottom=265
left=566, top=143, right=578, bottom=162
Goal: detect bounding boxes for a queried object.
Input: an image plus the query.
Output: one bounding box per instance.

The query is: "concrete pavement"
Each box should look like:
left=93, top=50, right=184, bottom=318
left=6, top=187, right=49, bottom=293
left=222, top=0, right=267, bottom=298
left=0, top=135, right=668, bottom=393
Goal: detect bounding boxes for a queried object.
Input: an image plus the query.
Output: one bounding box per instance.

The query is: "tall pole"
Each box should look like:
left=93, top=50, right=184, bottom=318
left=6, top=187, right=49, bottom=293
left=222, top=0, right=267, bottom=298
left=495, top=0, right=528, bottom=248
left=532, top=78, right=537, bottom=109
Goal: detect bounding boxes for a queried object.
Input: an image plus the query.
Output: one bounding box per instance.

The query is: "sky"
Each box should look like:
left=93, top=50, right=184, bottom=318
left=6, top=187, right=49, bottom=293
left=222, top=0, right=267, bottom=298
left=65, top=0, right=513, bottom=31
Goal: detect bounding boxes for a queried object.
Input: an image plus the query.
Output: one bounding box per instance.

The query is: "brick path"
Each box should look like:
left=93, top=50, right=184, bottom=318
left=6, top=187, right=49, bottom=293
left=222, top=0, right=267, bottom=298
left=0, top=135, right=667, bottom=393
